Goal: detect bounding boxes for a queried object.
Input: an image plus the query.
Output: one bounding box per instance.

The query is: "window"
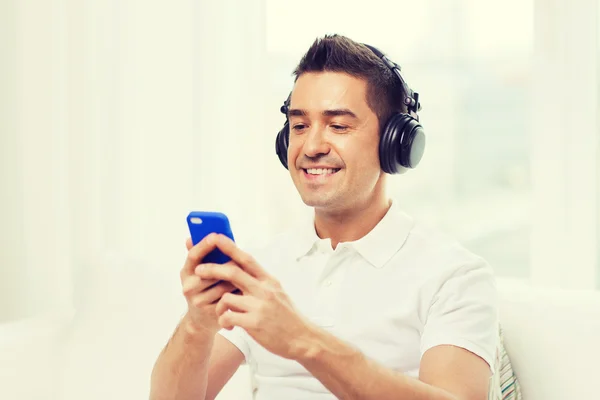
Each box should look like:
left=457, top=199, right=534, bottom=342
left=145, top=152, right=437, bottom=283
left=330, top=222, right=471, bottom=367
left=265, top=0, right=533, bottom=278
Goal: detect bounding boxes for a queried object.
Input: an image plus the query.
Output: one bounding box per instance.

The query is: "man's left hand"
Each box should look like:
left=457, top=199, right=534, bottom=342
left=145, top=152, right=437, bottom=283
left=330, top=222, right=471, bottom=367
left=195, top=234, right=315, bottom=360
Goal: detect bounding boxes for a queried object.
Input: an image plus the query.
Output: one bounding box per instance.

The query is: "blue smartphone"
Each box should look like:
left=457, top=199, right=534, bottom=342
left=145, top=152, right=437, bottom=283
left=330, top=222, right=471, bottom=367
left=186, top=211, right=235, bottom=264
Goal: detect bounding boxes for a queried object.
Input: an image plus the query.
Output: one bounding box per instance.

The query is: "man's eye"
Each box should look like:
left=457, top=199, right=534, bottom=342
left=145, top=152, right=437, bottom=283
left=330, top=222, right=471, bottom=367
left=292, top=124, right=306, bottom=131
left=331, top=125, right=348, bottom=132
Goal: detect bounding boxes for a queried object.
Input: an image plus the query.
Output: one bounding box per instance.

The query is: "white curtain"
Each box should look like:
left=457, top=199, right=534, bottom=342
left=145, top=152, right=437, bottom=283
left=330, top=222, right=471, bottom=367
left=0, top=0, right=279, bottom=399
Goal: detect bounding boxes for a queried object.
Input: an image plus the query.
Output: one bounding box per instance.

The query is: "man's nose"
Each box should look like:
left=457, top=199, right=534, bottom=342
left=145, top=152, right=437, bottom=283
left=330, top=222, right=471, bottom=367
left=303, top=126, right=330, bottom=158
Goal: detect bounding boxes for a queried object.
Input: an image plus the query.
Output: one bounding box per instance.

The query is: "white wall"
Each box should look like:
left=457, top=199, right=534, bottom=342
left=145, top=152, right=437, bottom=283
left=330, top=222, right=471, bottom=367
left=0, top=0, right=26, bottom=323
left=530, top=0, right=599, bottom=289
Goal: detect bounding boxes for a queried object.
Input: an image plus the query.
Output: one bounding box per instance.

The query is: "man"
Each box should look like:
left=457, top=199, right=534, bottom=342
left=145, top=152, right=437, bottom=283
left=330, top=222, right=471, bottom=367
left=150, top=34, right=498, bottom=400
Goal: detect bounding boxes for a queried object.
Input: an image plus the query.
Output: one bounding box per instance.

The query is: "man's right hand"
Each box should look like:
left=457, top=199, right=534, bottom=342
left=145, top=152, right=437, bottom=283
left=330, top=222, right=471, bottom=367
left=180, top=233, right=238, bottom=335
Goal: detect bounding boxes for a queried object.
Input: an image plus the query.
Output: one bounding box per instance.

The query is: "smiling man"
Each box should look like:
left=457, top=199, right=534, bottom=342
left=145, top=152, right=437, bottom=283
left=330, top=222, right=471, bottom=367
left=150, top=34, right=499, bottom=400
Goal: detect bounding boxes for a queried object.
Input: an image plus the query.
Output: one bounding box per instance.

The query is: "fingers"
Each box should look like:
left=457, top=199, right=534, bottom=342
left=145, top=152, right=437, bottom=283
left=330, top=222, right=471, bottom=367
left=182, top=261, right=238, bottom=298
left=212, top=235, right=272, bottom=280
left=202, top=281, right=238, bottom=305
left=196, top=263, right=259, bottom=294
left=187, top=280, right=237, bottom=308
left=215, top=292, right=255, bottom=317
left=182, top=233, right=219, bottom=275
left=185, top=237, right=192, bottom=251
left=218, top=310, right=254, bottom=331
left=181, top=274, right=217, bottom=297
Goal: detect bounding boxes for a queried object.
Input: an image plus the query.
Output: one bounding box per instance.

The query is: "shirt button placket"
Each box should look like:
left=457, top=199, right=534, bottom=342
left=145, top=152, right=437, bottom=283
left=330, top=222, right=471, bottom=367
left=318, top=254, right=342, bottom=327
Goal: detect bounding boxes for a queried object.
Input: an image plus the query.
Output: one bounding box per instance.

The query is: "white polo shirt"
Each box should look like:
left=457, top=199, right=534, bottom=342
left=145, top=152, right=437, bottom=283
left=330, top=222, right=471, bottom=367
left=219, top=200, right=499, bottom=400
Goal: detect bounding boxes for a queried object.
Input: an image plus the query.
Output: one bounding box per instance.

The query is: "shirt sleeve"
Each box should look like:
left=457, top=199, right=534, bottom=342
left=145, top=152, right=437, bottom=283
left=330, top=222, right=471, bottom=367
left=217, top=326, right=251, bottom=364
left=420, top=258, right=499, bottom=373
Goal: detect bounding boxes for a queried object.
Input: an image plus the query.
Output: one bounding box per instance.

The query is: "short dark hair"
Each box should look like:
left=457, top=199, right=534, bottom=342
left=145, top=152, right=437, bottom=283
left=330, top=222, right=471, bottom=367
left=292, top=34, right=407, bottom=129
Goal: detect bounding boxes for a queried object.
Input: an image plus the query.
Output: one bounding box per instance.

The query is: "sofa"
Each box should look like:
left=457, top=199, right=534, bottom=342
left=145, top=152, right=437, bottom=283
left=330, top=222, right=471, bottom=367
left=496, top=278, right=600, bottom=400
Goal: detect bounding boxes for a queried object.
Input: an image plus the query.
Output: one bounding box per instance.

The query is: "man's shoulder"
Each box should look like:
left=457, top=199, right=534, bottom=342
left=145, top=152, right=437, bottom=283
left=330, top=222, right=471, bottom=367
left=398, top=216, right=497, bottom=320
left=402, top=216, right=493, bottom=280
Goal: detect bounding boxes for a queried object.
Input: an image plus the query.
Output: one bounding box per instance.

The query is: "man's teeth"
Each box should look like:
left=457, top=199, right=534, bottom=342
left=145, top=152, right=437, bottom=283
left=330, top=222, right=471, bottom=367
left=306, top=168, right=338, bottom=175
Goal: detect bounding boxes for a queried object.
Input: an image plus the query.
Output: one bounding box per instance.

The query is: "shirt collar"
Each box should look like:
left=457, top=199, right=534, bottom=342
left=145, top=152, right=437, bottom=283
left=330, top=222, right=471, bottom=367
left=292, top=200, right=414, bottom=268
left=292, top=212, right=321, bottom=260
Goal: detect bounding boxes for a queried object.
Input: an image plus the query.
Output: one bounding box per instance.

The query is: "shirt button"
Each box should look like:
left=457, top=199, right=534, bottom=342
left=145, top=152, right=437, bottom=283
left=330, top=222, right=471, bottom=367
left=324, top=280, right=332, bottom=287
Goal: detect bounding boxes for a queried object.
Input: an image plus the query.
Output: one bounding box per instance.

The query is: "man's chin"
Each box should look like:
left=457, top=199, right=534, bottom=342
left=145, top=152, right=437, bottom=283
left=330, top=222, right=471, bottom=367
left=298, top=192, right=338, bottom=209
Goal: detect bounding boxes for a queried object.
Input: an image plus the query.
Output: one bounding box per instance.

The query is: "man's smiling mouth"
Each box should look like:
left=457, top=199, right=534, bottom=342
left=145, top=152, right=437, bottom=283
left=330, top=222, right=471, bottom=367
left=303, top=168, right=341, bottom=175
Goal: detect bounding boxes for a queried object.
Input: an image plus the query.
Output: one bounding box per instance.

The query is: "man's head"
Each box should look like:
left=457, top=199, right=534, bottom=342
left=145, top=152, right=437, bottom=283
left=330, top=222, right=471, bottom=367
left=285, top=34, right=407, bottom=214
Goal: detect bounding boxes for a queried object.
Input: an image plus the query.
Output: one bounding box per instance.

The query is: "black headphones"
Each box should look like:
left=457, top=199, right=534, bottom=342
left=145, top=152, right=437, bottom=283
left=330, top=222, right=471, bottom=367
left=275, top=43, right=426, bottom=174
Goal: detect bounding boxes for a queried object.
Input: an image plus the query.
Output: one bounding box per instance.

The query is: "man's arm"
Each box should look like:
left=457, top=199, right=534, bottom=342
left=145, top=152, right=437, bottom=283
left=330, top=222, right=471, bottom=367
left=294, top=325, right=489, bottom=400
left=420, top=345, right=491, bottom=399
left=150, top=313, right=244, bottom=400
left=150, top=234, right=248, bottom=400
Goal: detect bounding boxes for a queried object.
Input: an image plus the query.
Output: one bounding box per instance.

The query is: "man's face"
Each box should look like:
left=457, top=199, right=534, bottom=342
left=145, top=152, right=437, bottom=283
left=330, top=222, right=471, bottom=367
left=287, top=71, right=384, bottom=213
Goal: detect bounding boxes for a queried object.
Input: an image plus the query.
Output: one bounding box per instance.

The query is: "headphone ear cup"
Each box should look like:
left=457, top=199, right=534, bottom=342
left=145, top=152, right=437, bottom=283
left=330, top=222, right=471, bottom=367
left=399, top=118, right=425, bottom=170
left=275, top=121, right=290, bottom=169
left=379, top=113, right=425, bottom=174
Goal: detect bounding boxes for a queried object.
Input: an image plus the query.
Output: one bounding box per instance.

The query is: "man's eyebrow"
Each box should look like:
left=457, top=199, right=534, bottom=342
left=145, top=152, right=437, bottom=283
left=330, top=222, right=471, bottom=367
left=323, top=109, right=358, bottom=119
left=288, top=108, right=358, bottom=119
left=288, top=108, right=307, bottom=117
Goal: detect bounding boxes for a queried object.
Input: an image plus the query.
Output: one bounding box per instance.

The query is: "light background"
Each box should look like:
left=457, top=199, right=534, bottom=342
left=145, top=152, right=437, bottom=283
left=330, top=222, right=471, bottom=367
left=0, top=0, right=598, bottom=399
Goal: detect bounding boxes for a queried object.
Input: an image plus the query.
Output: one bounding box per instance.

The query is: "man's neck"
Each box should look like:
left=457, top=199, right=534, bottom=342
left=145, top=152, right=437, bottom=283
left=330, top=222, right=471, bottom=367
left=313, top=194, right=392, bottom=249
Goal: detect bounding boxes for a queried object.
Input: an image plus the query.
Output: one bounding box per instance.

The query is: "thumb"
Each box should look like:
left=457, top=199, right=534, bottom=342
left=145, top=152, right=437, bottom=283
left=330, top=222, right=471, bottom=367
left=185, top=237, right=193, bottom=251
